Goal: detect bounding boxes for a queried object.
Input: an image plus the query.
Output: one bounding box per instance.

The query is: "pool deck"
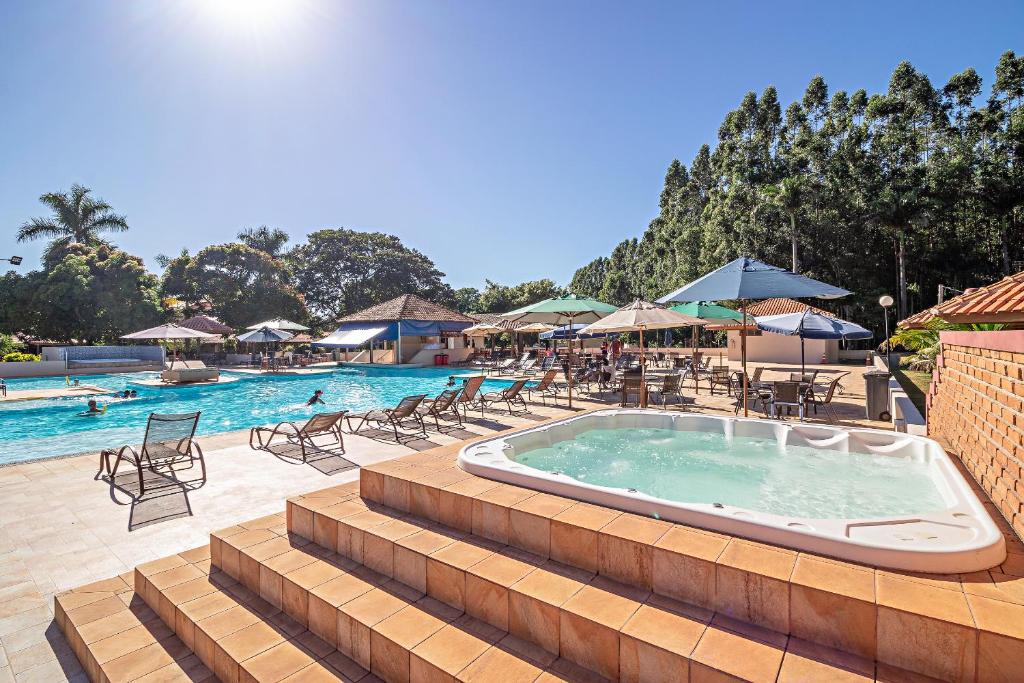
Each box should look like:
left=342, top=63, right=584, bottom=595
left=2, top=361, right=1012, bottom=682
left=0, top=385, right=110, bottom=403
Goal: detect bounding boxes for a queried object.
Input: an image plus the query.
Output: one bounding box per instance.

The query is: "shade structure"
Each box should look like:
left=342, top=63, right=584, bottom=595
left=656, top=257, right=851, bottom=416
left=122, top=324, right=216, bottom=341
left=580, top=300, right=707, bottom=406
left=503, top=295, right=618, bottom=407
left=756, top=308, right=872, bottom=374
left=246, top=318, right=309, bottom=332
left=515, top=322, right=555, bottom=334
left=462, top=323, right=503, bottom=337
left=539, top=323, right=612, bottom=340
left=237, top=327, right=294, bottom=344
left=315, top=326, right=389, bottom=347
left=668, top=301, right=745, bottom=322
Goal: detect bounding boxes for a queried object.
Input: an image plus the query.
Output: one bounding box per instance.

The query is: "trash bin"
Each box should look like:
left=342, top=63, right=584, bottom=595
left=864, top=370, right=891, bottom=421
left=433, top=354, right=443, bottom=366
left=441, top=354, right=449, bottom=366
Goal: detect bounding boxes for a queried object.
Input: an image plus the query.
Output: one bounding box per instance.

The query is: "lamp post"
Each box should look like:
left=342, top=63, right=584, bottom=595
left=2, top=256, right=22, bottom=266
left=879, top=295, right=894, bottom=373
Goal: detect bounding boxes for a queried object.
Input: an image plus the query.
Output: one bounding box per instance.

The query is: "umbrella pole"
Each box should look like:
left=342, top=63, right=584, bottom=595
left=692, top=325, right=699, bottom=393
left=640, top=328, right=647, bottom=408
left=801, top=334, right=805, bottom=376
left=741, top=302, right=748, bottom=418
left=567, top=313, right=574, bottom=409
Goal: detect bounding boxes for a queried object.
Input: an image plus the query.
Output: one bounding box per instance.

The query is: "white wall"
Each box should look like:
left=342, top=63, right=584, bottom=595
left=726, top=331, right=838, bottom=364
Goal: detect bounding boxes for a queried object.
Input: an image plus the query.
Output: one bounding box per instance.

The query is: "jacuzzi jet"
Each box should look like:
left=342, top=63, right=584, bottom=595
left=627, top=488, right=637, bottom=493
left=713, top=502, right=724, bottom=509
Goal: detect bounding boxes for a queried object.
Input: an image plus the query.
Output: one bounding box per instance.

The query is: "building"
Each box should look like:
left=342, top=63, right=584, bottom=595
left=725, top=298, right=841, bottom=364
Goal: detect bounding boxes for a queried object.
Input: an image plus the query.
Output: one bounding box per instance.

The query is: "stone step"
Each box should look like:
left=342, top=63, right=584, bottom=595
left=345, top=453, right=1024, bottom=683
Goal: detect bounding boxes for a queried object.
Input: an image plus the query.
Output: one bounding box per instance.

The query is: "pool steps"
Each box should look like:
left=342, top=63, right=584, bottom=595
left=54, top=440, right=1024, bottom=681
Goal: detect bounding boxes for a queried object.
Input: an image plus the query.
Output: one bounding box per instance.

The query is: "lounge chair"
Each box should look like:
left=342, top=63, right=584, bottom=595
left=526, top=369, right=559, bottom=404
left=161, top=360, right=219, bottom=384
left=647, top=373, right=684, bottom=409
left=249, top=410, right=348, bottom=462
left=417, top=389, right=463, bottom=431
left=490, top=358, right=518, bottom=375
left=456, top=376, right=487, bottom=417
left=346, top=395, right=427, bottom=442
left=101, top=412, right=206, bottom=495
left=481, top=379, right=529, bottom=415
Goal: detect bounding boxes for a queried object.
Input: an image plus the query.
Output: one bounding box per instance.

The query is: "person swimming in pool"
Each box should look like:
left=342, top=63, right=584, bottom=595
left=306, top=390, right=325, bottom=406
left=129, top=389, right=137, bottom=398
left=83, top=399, right=107, bottom=415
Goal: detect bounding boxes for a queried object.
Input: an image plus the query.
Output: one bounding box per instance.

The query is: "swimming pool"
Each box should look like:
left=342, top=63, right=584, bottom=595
left=459, top=409, right=1006, bottom=572
left=0, top=367, right=505, bottom=465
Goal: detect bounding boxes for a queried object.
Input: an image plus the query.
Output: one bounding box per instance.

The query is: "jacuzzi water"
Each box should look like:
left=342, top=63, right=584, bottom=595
left=459, top=409, right=1007, bottom=572
left=515, top=427, right=948, bottom=519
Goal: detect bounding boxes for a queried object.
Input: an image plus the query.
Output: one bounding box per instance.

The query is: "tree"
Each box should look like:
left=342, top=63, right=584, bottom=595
left=452, top=287, right=482, bottom=313
left=165, top=243, right=306, bottom=328
left=238, top=226, right=290, bottom=257
left=16, top=184, right=129, bottom=265
left=290, top=229, right=452, bottom=325
left=475, top=279, right=564, bottom=313
left=761, top=176, right=807, bottom=272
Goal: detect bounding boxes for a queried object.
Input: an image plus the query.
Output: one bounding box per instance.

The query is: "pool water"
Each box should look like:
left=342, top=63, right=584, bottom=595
left=513, top=427, right=948, bottom=519
left=0, top=367, right=506, bottom=465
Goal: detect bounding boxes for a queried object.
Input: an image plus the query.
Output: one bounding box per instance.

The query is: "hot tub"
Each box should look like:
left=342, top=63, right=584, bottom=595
left=458, top=409, right=1006, bottom=573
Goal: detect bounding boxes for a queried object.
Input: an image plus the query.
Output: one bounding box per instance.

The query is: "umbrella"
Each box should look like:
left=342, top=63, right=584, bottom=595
left=237, top=327, right=294, bottom=343
left=669, top=301, right=748, bottom=355
left=121, top=324, right=216, bottom=364
left=516, top=322, right=555, bottom=334
left=503, top=295, right=618, bottom=407
left=539, top=323, right=612, bottom=340
left=463, top=323, right=503, bottom=358
left=579, top=300, right=706, bottom=406
left=246, top=318, right=309, bottom=332
left=656, top=257, right=851, bottom=415
left=755, top=308, right=872, bottom=374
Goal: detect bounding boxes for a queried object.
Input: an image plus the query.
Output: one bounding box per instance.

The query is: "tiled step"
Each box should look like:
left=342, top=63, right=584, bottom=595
left=280, top=489, right=905, bottom=683
left=348, top=452, right=1024, bottom=683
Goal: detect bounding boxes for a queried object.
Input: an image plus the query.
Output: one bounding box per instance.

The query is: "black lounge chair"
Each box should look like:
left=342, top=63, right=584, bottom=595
left=102, top=412, right=206, bottom=495
left=249, top=410, right=348, bottom=462
left=481, top=379, right=529, bottom=415
left=418, top=389, right=463, bottom=431
left=346, top=394, right=427, bottom=442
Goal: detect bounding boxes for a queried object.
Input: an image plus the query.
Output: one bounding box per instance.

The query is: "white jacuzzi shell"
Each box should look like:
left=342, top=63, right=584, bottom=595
left=458, top=409, right=1006, bottom=573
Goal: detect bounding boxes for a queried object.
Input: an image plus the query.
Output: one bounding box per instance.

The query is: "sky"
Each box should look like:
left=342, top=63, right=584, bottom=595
left=1, top=1, right=1021, bottom=290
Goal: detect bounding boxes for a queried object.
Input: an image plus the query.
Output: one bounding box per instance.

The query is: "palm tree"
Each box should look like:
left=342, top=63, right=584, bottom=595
left=762, top=176, right=806, bottom=273
left=17, top=184, right=129, bottom=253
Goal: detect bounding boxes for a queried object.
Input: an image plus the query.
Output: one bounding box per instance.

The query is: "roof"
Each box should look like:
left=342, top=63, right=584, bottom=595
left=179, top=315, right=234, bottom=335
left=933, top=271, right=1024, bottom=323
left=469, top=312, right=505, bottom=325
left=898, top=308, right=939, bottom=329
left=336, top=294, right=475, bottom=324
left=745, top=298, right=835, bottom=318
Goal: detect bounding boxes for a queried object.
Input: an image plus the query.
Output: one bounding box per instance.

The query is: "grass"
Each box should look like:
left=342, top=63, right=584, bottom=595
left=892, top=366, right=931, bottom=416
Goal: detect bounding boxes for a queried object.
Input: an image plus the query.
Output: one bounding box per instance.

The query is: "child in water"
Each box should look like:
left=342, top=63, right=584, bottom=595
left=306, top=389, right=325, bottom=406
left=84, top=399, right=107, bottom=415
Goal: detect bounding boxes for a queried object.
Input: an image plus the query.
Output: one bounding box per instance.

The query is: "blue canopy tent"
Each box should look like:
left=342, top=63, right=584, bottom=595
left=656, top=257, right=851, bottom=415
left=756, top=308, right=872, bottom=375
left=313, top=294, right=475, bottom=364
left=538, top=323, right=612, bottom=340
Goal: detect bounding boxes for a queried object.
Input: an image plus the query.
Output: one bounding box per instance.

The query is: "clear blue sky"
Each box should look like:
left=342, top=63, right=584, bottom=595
left=1, top=1, right=1021, bottom=289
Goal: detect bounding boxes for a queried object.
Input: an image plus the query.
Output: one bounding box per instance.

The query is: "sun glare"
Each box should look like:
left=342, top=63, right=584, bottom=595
left=196, top=0, right=308, bottom=37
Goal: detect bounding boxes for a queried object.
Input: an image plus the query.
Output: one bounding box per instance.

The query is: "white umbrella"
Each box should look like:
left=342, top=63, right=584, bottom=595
left=580, top=300, right=707, bottom=406
left=463, top=323, right=503, bottom=359
left=122, top=324, right=216, bottom=364
left=515, top=322, right=555, bottom=333
left=246, top=318, right=309, bottom=331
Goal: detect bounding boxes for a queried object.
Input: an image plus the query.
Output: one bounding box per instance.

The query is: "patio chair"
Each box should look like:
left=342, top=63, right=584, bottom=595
left=750, top=367, right=764, bottom=385
left=417, top=389, right=463, bottom=431
left=620, top=374, right=644, bottom=407
left=346, top=395, right=428, bottom=442
left=732, top=372, right=769, bottom=416
left=709, top=367, right=732, bottom=395
left=809, top=372, right=849, bottom=423
left=481, top=379, right=530, bottom=415
left=249, top=410, right=348, bottom=462
left=769, top=381, right=805, bottom=421
left=526, top=369, right=559, bottom=404
left=456, top=375, right=487, bottom=417
left=648, top=373, right=684, bottom=409
left=102, top=412, right=206, bottom=495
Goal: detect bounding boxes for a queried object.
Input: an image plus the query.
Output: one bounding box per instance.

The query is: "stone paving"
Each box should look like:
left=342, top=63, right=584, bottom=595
left=0, top=361, right=883, bottom=682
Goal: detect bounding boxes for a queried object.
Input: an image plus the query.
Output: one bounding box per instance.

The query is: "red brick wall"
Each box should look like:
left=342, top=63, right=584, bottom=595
left=928, top=331, right=1024, bottom=541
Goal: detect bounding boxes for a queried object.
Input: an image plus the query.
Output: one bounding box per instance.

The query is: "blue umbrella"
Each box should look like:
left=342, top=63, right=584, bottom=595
left=756, top=308, right=872, bottom=374
left=538, top=323, right=611, bottom=340
left=656, top=256, right=851, bottom=415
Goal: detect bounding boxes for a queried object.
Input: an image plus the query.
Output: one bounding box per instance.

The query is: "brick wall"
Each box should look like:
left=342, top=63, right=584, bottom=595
left=928, top=330, right=1024, bottom=541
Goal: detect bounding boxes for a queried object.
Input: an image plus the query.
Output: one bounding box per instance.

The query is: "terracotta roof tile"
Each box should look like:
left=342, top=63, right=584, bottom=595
left=934, top=271, right=1024, bottom=323
left=179, top=315, right=234, bottom=335
left=744, top=298, right=834, bottom=318
left=336, top=294, right=475, bottom=324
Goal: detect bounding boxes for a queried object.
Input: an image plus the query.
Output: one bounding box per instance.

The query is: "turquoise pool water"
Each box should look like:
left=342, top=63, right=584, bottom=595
left=513, top=427, right=948, bottom=519
left=0, top=367, right=507, bottom=465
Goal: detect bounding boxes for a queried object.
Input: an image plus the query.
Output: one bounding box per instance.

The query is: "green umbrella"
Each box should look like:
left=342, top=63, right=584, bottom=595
left=669, top=301, right=748, bottom=362
left=503, top=295, right=618, bottom=408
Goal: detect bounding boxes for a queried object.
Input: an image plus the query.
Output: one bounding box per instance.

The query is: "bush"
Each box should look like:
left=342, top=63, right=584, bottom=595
left=0, top=334, right=22, bottom=357
left=2, top=352, right=41, bottom=363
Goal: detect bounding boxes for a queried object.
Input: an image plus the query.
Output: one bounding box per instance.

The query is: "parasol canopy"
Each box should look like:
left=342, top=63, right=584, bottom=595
left=756, top=308, right=872, bottom=374
left=246, top=319, right=309, bottom=332
left=237, top=327, right=294, bottom=344
left=121, top=324, right=216, bottom=341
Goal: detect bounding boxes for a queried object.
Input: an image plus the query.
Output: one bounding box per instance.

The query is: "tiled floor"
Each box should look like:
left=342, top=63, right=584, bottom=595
left=0, top=361, right=884, bottom=682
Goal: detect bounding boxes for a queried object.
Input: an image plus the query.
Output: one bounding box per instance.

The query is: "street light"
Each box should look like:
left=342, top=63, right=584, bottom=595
left=2, top=256, right=22, bottom=266
left=879, top=295, right=894, bottom=372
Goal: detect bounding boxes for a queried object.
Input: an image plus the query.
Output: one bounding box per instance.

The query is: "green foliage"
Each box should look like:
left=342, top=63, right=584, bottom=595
left=0, top=334, right=21, bottom=356
left=237, top=226, right=289, bottom=257
left=163, top=243, right=306, bottom=328
left=2, top=352, right=40, bottom=363
left=289, top=229, right=453, bottom=325
left=16, top=184, right=129, bottom=267
left=475, top=279, right=564, bottom=314
left=571, top=53, right=1024, bottom=331
left=452, top=287, right=482, bottom=313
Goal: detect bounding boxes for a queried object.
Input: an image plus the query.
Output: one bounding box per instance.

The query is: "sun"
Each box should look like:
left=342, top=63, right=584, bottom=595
left=198, top=0, right=302, bottom=34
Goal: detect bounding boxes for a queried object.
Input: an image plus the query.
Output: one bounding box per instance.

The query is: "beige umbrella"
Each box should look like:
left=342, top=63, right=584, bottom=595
left=247, top=318, right=310, bottom=332
left=463, top=323, right=503, bottom=359
left=580, top=300, right=707, bottom=407
left=122, top=324, right=216, bottom=365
